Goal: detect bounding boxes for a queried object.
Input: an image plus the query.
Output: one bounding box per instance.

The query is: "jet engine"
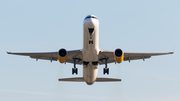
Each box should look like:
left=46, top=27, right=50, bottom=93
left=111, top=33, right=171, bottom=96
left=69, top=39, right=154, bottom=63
left=58, top=48, right=68, bottom=63
left=114, top=48, right=124, bottom=63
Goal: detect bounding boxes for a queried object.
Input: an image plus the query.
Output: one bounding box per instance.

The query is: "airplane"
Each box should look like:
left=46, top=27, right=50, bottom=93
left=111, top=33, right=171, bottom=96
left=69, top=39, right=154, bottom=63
left=7, top=15, right=174, bottom=85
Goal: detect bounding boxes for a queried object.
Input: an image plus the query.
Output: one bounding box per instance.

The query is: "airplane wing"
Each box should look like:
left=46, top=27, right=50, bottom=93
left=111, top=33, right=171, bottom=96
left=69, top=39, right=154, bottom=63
left=98, top=50, right=174, bottom=65
left=7, top=50, right=83, bottom=64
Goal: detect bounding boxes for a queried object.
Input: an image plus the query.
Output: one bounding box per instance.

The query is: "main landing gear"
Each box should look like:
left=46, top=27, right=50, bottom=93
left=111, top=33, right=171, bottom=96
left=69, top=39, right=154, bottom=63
left=72, top=68, right=78, bottom=75
left=103, top=58, right=109, bottom=75
left=72, top=58, right=78, bottom=75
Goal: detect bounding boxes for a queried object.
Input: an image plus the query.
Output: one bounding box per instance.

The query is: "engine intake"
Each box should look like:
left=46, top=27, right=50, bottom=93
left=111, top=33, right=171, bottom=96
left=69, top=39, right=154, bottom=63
left=58, top=48, right=68, bottom=63
left=115, top=49, right=123, bottom=57
left=114, top=48, right=124, bottom=63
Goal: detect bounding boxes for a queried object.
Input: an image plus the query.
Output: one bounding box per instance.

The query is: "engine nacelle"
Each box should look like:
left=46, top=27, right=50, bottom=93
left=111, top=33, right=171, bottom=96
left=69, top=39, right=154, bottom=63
left=58, top=48, right=68, bottom=63
left=114, top=48, right=124, bottom=63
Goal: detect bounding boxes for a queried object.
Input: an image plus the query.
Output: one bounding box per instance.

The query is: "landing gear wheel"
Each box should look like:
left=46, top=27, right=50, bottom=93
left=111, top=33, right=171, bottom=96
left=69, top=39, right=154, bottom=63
left=72, top=68, right=78, bottom=75
left=89, top=40, right=93, bottom=44
left=103, top=68, right=109, bottom=75
left=75, top=68, right=78, bottom=74
left=107, top=68, right=109, bottom=74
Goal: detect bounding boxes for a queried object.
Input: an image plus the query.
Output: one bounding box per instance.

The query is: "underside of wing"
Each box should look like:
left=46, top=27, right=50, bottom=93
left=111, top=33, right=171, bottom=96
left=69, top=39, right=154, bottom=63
left=7, top=49, right=83, bottom=64
left=98, top=50, right=173, bottom=64
left=98, top=50, right=115, bottom=65
left=7, top=52, right=58, bottom=61
left=66, top=50, right=83, bottom=64
left=124, top=52, right=174, bottom=61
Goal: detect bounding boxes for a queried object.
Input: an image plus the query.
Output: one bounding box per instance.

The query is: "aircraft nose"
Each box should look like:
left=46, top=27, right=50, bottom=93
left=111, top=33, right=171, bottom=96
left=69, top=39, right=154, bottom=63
left=84, top=18, right=96, bottom=28
left=84, top=16, right=99, bottom=28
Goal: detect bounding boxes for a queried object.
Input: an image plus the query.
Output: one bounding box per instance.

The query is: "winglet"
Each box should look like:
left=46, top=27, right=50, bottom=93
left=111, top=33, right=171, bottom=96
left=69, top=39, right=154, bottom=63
left=168, top=45, right=175, bottom=54
left=169, top=52, right=174, bottom=54
left=7, top=52, right=12, bottom=54
left=173, top=44, right=175, bottom=53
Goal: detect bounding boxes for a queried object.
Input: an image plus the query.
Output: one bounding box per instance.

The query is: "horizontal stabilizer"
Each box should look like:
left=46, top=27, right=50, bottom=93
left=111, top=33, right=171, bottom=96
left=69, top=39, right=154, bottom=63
left=96, top=78, right=121, bottom=82
left=58, top=77, right=84, bottom=82
left=58, top=77, right=121, bottom=82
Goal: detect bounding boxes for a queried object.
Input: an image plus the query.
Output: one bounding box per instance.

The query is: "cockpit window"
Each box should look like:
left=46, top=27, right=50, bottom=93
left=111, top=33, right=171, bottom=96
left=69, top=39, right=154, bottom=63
left=84, top=16, right=97, bottom=20
left=92, top=16, right=97, bottom=19
left=85, top=16, right=91, bottom=19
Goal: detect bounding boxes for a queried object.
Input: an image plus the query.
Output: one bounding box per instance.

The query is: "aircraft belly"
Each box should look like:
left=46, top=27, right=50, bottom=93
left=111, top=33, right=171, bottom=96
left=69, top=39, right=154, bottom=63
left=82, top=52, right=98, bottom=85
left=83, top=52, right=98, bottom=61
left=83, top=64, right=98, bottom=85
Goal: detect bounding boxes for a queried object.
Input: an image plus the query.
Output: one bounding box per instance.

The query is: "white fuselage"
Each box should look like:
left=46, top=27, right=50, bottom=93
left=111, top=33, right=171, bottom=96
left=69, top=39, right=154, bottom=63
left=83, top=15, right=99, bottom=85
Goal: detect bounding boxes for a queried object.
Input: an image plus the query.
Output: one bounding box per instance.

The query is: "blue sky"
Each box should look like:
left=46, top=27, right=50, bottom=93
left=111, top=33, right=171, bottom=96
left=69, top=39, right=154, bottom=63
left=0, top=0, right=180, bottom=101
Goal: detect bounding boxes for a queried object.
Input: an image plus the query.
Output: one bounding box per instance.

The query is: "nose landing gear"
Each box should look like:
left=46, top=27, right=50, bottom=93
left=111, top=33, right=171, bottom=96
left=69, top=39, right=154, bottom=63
left=88, top=28, right=94, bottom=44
